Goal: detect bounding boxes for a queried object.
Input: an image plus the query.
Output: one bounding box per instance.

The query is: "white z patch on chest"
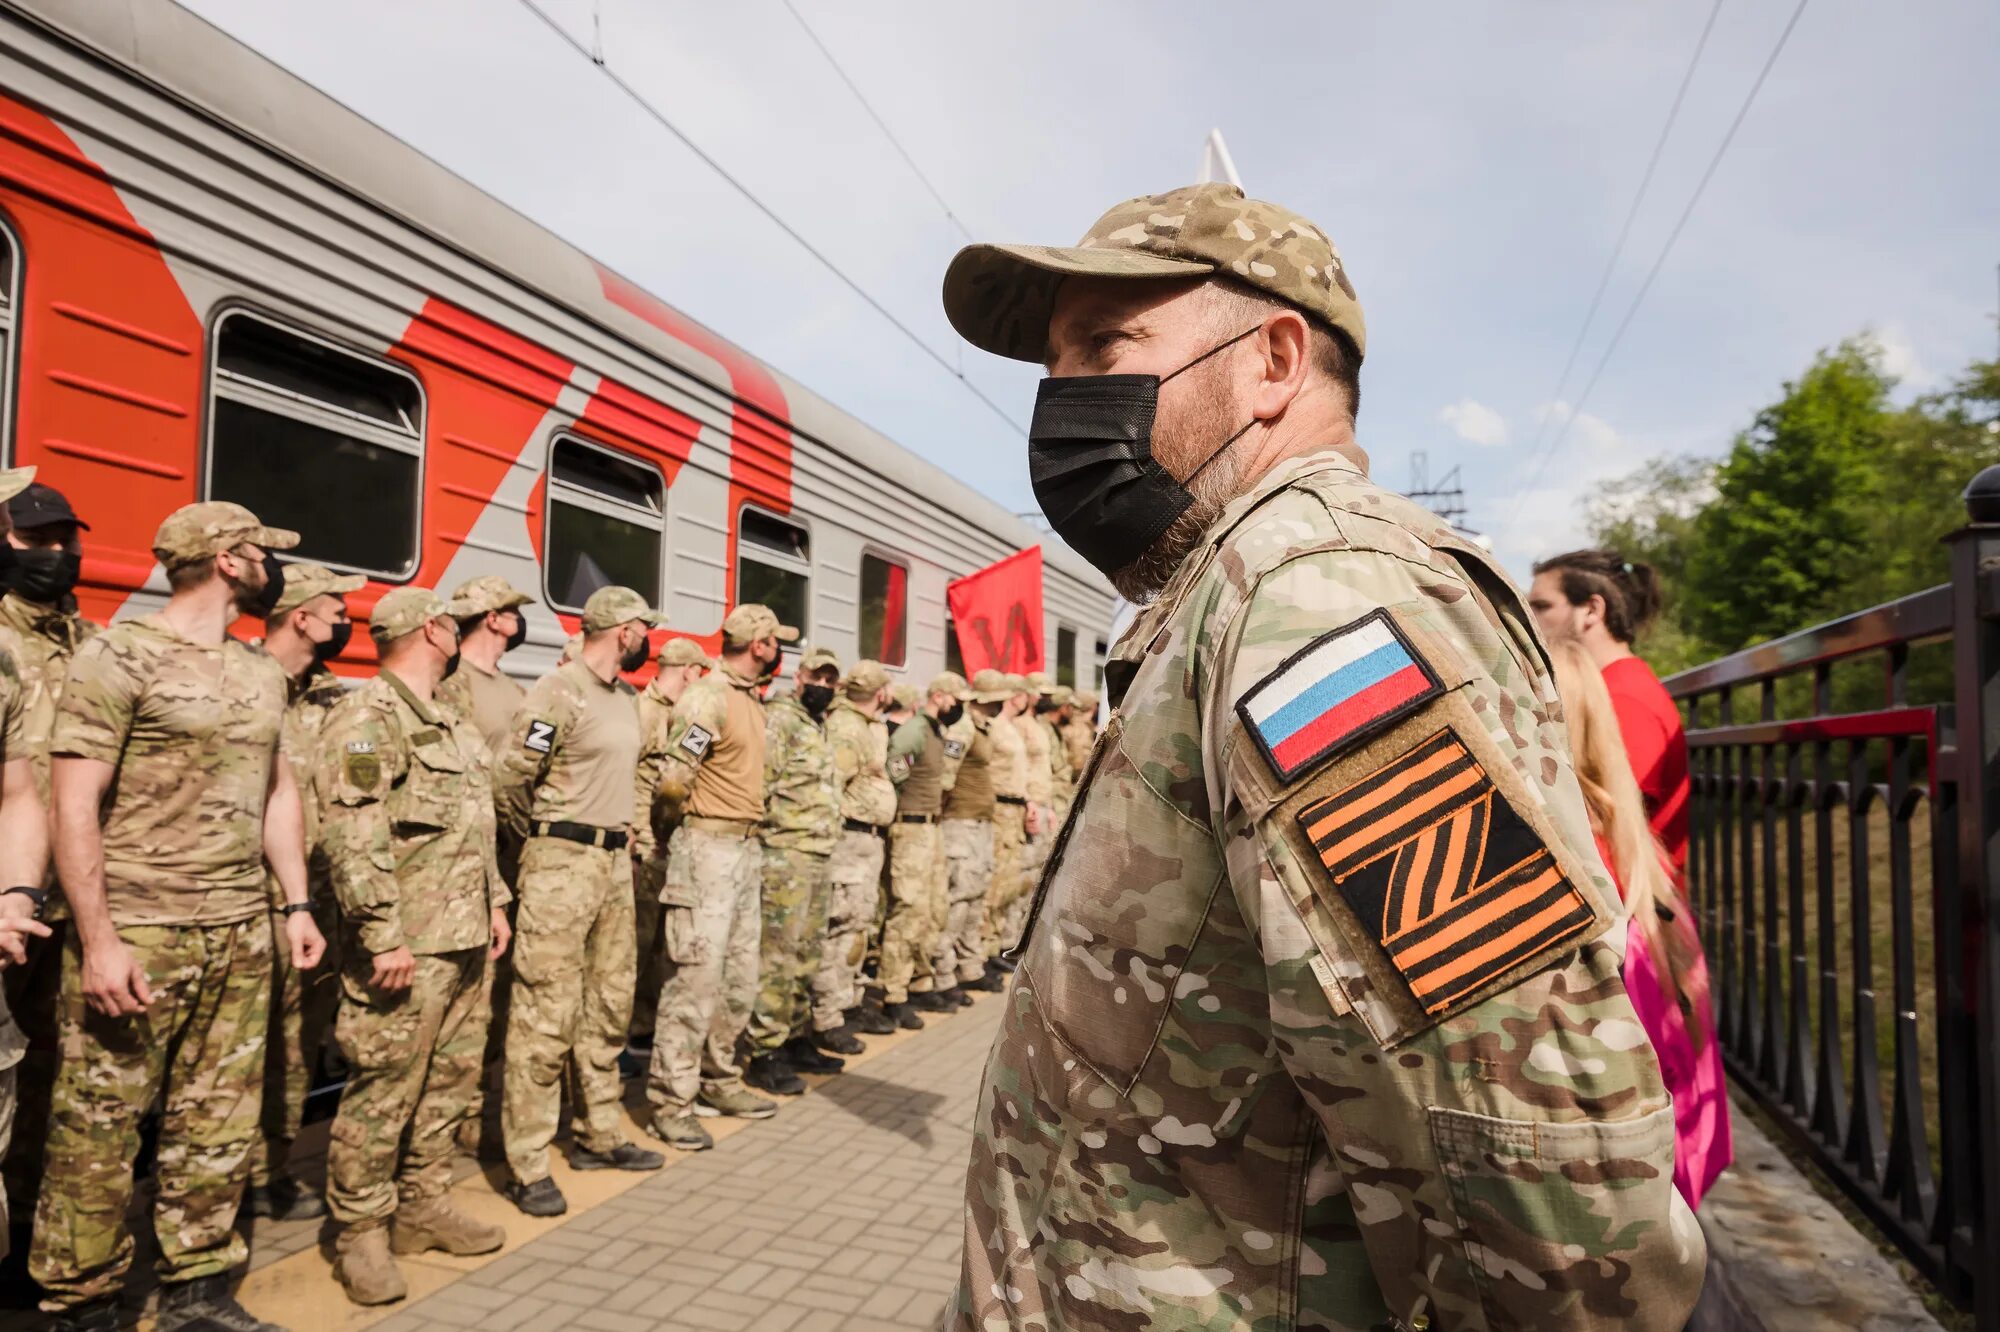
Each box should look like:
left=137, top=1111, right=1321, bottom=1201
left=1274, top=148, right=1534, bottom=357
left=680, top=723, right=714, bottom=759
left=524, top=720, right=556, bottom=753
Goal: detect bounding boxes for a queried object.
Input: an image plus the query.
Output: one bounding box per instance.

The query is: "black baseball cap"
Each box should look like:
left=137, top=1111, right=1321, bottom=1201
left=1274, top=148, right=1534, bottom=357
left=8, top=483, right=88, bottom=532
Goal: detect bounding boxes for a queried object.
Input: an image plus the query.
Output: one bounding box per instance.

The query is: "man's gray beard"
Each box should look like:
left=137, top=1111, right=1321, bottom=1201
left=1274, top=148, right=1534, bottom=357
left=1108, top=444, right=1245, bottom=604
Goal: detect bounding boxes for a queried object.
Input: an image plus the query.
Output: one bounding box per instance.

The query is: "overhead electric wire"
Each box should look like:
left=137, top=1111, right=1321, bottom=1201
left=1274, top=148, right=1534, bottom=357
left=1521, top=0, right=1725, bottom=462
left=512, top=0, right=1027, bottom=435
left=1508, top=0, right=1810, bottom=525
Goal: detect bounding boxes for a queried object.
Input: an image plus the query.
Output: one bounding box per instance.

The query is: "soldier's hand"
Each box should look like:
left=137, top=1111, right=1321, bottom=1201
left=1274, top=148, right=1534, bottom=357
left=82, top=937, right=152, bottom=1016
left=286, top=910, right=327, bottom=971
left=1025, top=804, right=1046, bottom=836
left=0, top=914, right=51, bottom=968
left=371, top=945, right=416, bottom=993
left=488, top=908, right=512, bottom=962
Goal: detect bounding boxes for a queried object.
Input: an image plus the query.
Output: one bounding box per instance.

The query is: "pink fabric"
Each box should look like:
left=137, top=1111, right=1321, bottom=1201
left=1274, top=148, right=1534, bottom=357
left=1623, top=914, right=1732, bottom=1209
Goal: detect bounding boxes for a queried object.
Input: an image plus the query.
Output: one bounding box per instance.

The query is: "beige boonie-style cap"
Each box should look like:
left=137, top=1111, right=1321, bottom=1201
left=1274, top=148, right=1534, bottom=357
left=721, top=603, right=800, bottom=644
left=271, top=563, right=366, bottom=618
left=889, top=683, right=919, bottom=711
left=844, top=659, right=891, bottom=695
left=0, top=465, right=35, bottom=509
left=153, top=500, right=300, bottom=570
left=968, top=668, right=1013, bottom=703
left=928, top=671, right=971, bottom=700
left=656, top=638, right=711, bottom=670
left=370, top=586, right=452, bottom=643
left=1050, top=685, right=1075, bottom=707
left=452, top=574, right=534, bottom=617
left=943, top=182, right=1364, bottom=365
left=1074, top=689, right=1100, bottom=711
left=582, top=585, right=667, bottom=632
left=1024, top=670, right=1058, bottom=696
left=800, top=645, right=842, bottom=675
left=1003, top=674, right=1030, bottom=694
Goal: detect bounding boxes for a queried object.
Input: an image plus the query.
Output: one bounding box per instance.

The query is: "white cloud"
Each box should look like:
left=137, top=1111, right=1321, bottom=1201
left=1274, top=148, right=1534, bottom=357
left=1533, top=400, right=1623, bottom=455
left=1438, top=399, right=1508, bottom=448
left=1875, top=323, right=1935, bottom=390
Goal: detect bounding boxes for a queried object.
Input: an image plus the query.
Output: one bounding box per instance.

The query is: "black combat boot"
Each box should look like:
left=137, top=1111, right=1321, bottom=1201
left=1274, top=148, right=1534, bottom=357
left=48, top=1299, right=121, bottom=1332
left=744, top=1052, right=807, bottom=1096
left=908, top=989, right=951, bottom=1012
left=155, top=1273, right=283, bottom=1331
left=884, top=1001, right=925, bottom=1031
left=850, top=995, right=897, bottom=1035
left=784, top=1035, right=845, bottom=1073
left=245, top=1174, right=326, bottom=1221
left=941, top=985, right=973, bottom=1008
left=966, top=967, right=1007, bottom=993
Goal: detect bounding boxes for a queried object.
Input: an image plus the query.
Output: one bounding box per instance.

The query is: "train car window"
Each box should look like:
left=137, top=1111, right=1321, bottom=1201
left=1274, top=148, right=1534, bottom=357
left=738, top=507, right=810, bottom=637
left=208, top=311, right=423, bottom=578
left=0, top=222, right=17, bottom=457
left=859, top=552, right=908, bottom=667
left=1056, top=625, right=1078, bottom=688
left=1094, top=637, right=1108, bottom=693
left=545, top=436, right=664, bottom=611
left=944, top=612, right=965, bottom=677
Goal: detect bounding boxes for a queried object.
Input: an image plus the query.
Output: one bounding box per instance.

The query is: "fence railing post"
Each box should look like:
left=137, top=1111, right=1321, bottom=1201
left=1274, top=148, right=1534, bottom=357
left=1946, top=463, right=2000, bottom=1331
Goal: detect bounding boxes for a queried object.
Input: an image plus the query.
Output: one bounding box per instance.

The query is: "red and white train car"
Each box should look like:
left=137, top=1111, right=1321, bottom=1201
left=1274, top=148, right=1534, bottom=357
left=0, top=0, right=1114, bottom=684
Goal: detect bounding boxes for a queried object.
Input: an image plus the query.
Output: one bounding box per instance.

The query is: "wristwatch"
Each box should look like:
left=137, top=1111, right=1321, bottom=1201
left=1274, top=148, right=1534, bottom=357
left=278, top=902, right=315, bottom=918
left=2, top=886, right=49, bottom=919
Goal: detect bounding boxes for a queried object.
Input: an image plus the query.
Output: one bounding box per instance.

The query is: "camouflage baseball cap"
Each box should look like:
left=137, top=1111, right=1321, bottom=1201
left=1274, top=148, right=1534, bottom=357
left=928, top=670, right=971, bottom=701
left=582, top=585, right=666, bottom=632
left=0, top=465, right=35, bottom=510
left=1003, top=673, right=1031, bottom=695
left=889, top=683, right=919, bottom=711
left=844, top=659, right=891, bottom=696
left=1024, top=670, right=1058, bottom=696
left=800, top=645, right=841, bottom=675
left=1050, top=685, right=1075, bottom=707
left=153, top=500, right=300, bottom=570
left=656, top=638, right=711, bottom=670
left=943, top=183, right=1364, bottom=365
left=452, top=574, right=533, bottom=617
left=720, top=602, right=800, bottom=645
left=1074, top=689, right=1100, bottom=711
left=968, top=668, right=1013, bottom=703
left=370, top=586, right=452, bottom=643
left=271, top=563, right=366, bottom=617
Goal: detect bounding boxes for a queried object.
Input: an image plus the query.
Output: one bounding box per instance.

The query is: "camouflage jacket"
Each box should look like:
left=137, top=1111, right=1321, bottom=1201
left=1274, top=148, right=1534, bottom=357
left=953, top=451, right=1702, bottom=1331
left=261, top=653, right=346, bottom=909
left=826, top=698, right=894, bottom=826
left=317, top=669, right=505, bottom=958
left=0, top=590, right=97, bottom=803
left=0, top=625, right=31, bottom=1069
left=1059, top=717, right=1094, bottom=778
left=1040, top=714, right=1073, bottom=817
left=987, top=707, right=1029, bottom=800
left=1014, top=712, right=1053, bottom=805
left=760, top=692, right=838, bottom=856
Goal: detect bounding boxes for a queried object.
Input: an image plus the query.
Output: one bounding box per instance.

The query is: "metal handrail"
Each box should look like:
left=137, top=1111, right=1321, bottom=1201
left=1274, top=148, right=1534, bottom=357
left=1665, top=585, right=1951, bottom=696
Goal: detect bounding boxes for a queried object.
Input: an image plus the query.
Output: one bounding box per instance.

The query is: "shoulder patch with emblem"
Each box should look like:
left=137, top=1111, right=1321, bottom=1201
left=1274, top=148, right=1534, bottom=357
left=889, top=754, right=911, bottom=782
left=344, top=746, right=381, bottom=789
left=679, top=723, right=713, bottom=759
left=944, top=738, right=966, bottom=760
left=524, top=719, right=556, bottom=753
left=1237, top=609, right=1442, bottom=784
left=1296, top=727, right=1595, bottom=1016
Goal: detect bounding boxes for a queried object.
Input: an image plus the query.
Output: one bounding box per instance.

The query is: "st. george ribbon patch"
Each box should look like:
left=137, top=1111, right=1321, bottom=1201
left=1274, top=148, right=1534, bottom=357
left=1236, top=610, right=1442, bottom=783
left=1296, top=728, right=1596, bottom=1015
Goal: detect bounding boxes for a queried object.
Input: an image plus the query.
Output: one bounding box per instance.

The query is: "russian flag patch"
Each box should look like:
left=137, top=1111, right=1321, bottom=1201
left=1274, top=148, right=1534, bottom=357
left=1236, top=610, right=1443, bottom=783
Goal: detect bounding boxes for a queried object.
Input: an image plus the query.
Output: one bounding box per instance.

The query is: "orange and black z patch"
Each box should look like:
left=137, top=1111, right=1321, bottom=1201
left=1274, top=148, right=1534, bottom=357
left=1297, top=728, right=1594, bottom=1014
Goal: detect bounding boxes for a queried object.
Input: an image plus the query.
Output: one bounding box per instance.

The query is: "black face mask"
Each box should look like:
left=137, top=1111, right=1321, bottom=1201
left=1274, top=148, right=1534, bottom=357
left=619, top=634, right=650, bottom=674
left=503, top=615, right=529, bottom=652
left=234, top=554, right=285, bottom=618
left=440, top=646, right=462, bottom=679
left=937, top=702, right=965, bottom=728
left=799, top=682, right=835, bottom=720
left=8, top=548, right=81, bottom=605
left=314, top=619, right=353, bottom=664
left=1027, top=327, right=1260, bottom=578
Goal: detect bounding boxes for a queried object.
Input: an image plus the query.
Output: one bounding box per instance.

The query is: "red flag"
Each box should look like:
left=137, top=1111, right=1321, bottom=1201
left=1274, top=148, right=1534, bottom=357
left=947, top=547, right=1043, bottom=676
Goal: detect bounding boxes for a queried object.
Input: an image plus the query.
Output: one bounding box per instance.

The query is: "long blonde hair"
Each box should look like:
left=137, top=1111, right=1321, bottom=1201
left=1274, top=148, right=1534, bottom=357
left=1549, top=639, right=1707, bottom=1038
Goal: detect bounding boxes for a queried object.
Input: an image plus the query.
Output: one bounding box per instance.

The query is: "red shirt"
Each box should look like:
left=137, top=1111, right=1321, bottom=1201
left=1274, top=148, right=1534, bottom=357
left=1601, top=655, right=1690, bottom=874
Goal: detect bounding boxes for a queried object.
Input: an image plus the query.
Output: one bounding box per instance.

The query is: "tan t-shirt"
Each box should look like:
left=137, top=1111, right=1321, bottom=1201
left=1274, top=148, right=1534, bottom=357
left=437, top=657, right=527, bottom=758
left=987, top=708, right=1028, bottom=799
left=653, top=663, right=766, bottom=821
left=494, top=658, right=642, bottom=832
left=53, top=613, right=288, bottom=924
left=1014, top=711, right=1053, bottom=805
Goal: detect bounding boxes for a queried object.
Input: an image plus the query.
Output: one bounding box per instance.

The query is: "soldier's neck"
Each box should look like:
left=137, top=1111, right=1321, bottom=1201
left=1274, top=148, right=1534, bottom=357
left=160, top=581, right=243, bottom=646
left=460, top=632, right=507, bottom=675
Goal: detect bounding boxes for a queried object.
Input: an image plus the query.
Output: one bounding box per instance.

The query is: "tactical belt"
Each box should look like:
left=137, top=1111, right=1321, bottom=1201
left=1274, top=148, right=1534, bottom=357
left=842, top=817, right=887, bottom=838
left=531, top=820, right=628, bottom=852
left=994, top=795, right=1027, bottom=806
left=684, top=814, right=759, bottom=838
left=896, top=813, right=939, bottom=825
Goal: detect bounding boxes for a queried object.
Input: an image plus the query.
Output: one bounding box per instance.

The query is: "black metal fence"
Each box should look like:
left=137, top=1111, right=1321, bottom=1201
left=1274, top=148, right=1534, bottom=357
left=1663, top=466, right=2000, bottom=1324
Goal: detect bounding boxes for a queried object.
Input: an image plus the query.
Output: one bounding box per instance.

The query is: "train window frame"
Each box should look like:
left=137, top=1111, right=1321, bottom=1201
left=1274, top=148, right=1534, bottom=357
left=203, top=307, right=426, bottom=580
left=1056, top=624, right=1078, bottom=689
left=736, top=503, right=812, bottom=642
left=0, top=215, right=19, bottom=461
left=858, top=547, right=910, bottom=669
left=542, top=433, right=667, bottom=614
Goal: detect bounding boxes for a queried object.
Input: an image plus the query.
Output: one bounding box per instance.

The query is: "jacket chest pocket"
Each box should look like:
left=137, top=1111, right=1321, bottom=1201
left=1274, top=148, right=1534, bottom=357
left=393, top=740, right=468, bottom=834
left=1023, top=687, right=1223, bottom=1094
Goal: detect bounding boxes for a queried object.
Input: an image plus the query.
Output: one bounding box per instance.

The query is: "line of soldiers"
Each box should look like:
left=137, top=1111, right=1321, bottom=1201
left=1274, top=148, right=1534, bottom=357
left=0, top=471, right=1099, bottom=1329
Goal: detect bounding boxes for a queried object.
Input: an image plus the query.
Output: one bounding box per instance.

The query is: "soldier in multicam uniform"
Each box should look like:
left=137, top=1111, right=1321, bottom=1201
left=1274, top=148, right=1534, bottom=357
left=245, top=562, right=364, bottom=1224
left=742, top=645, right=843, bottom=1095
left=937, top=183, right=1703, bottom=1329
left=1027, top=672, right=1074, bottom=823
left=317, top=588, right=514, bottom=1305
left=0, top=479, right=96, bottom=1230
left=809, top=660, right=896, bottom=1043
left=935, top=670, right=1010, bottom=997
left=495, top=585, right=667, bottom=1217
left=980, top=672, right=1033, bottom=970
left=878, top=672, right=971, bottom=1027
left=33, top=500, right=327, bottom=1332
left=1009, top=674, right=1056, bottom=912
left=643, top=604, right=793, bottom=1149
left=1061, top=688, right=1098, bottom=776
left=0, top=466, right=56, bottom=1281
left=631, top=637, right=712, bottom=1043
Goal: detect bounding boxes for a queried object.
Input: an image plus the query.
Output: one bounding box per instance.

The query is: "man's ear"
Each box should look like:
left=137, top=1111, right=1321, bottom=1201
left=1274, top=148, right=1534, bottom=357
left=1250, top=309, right=1313, bottom=422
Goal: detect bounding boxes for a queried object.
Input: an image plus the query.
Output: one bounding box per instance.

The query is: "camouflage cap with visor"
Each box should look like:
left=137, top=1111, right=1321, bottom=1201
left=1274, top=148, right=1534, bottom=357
left=889, top=683, right=919, bottom=712
left=271, top=563, right=366, bottom=618
left=968, top=668, right=1013, bottom=703
left=844, top=659, right=891, bottom=696
left=153, top=500, right=299, bottom=570
left=928, top=670, right=971, bottom=701
left=1024, top=670, right=1058, bottom=697
left=0, top=465, right=35, bottom=511
left=452, top=574, right=534, bottom=618
left=800, top=645, right=842, bottom=676
left=656, top=638, right=712, bottom=670
left=942, top=182, right=1364, bottom=365
left=370, top=586, right=456, bottom=643
left=582, top=585, right=667, bottom=632
left=720, top=603, right=800, bottom=645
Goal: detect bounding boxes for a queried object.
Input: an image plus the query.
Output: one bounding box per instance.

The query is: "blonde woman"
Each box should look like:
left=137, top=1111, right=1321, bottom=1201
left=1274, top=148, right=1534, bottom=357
left=1550, top=638, right=1731, bottom=1208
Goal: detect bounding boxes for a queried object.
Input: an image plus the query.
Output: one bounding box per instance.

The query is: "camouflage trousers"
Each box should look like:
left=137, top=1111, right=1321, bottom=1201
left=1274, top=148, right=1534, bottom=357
left=502, top=838, right=636, bottom=1186
left=631, top=851, right=667, bottom=1041
left=810, top=828, right=886, bottom=1031
left=254, top=900, right=340, bottom=1187
left=0, top=1060, right=14, bottom=1263
left=327, top=949, right=487, bottom=1226
left=31, top=919, right=272, bottom=1310
left=936, top=819, right=995, bottom=985
left=984, top=804, right=1027, bottom=956
left=646, top=823, right=761, bottom=1114
left=879, top=823, right=946, bottom=1004
left=746, top=845, right=832, bottom=1054
left=1, top=918, right=64, bottom=1223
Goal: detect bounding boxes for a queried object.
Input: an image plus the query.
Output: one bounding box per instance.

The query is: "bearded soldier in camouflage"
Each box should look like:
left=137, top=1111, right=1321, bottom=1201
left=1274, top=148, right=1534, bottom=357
left=1025, top=673, right=1074, bottom=824
left=937, top=183, right=1704, bottom=1330
left=632, top=636, right=711, bottom=1042
left=1061, top=689, right=1099, bottom=776
left=879, top=672, right=973, bottom=1026
left=809, top=659, right=896, bottom=1043
left=743, top=645, right=844, bottom=1093
left=937, top=670, right=1011, bottom=995
left=245, top=562, right=363, bottom=1224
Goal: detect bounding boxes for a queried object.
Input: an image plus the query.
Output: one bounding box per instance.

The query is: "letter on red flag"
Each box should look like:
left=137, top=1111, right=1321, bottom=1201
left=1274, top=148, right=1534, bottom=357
left=947, top=547, right=1043, bottom=676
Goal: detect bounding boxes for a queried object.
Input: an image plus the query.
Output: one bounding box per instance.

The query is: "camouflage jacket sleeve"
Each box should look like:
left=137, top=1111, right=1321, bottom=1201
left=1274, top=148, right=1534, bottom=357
left=632, top=691, right=669, bottom=864
left=317, top=697, right=408, bottom=955
left=762, top=699, right=795, bottom=793
left=939, top=715, right=973, bottom=792
left=885, top=714, right=927, bottom=786
left=492, top=676, right=572, bottom=842
left=1202, top=545, right=1700, bottom=1328
left=828, top=709, right=864, bottom=791
left=50, top=630, right=141, bottom=763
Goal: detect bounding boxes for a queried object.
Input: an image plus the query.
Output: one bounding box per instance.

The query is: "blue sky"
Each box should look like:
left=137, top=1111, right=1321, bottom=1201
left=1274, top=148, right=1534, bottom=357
left=179, top=0, right=2000, bottom=579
